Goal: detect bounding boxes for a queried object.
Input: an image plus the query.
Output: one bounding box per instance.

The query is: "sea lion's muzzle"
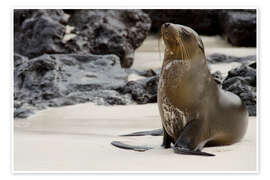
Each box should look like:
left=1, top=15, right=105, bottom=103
left=161, top=23, right=171, bottom=38
left=162, top=23, right=189, bottom=36
left=161, top=23, right=176, bottom=41
left=163, top=23, right=170, bottom=28
left=161, top=23, right=172, bottom=32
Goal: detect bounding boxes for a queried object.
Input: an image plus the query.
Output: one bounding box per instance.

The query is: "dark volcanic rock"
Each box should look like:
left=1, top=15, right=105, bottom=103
left=125, top=68, right=158, bottom=78
left=14, top=9, right=69, bottom=58
left=225, top=63, right=256, bottom=87
left=14, top=9, right=69, bottom=32
left=14, top=53, right=29, bottom=68
left=14, top=9, right=151, bottom=68
left=144, top=9, right=256, bottom=47
left=219, top=10, right=256, bottom=47
left=137, top=69, right=157, bottom=77
left=143, top=9, right=220, bottom=35
left=207, top=53, right=256, bottom=64
left=14, top=53, right=132, bottom=118
left=222, top=63, right=257, bottom=116
left=13, top=52, right=257, bottom=118
left=249, top=61, right=256, bottom=69
left=66, top=9, right=151, bottom=68
left=117, top=76, right=159, bottom=104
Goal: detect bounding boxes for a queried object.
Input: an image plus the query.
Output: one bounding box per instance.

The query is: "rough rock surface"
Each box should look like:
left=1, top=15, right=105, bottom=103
left=144, top=9, right=220, bottom=35
left=66, top=9, right=151, bottom=67
left=14, top=9, right=151, bottom=68
left=207, top=53, right=256, bottom=64
left=222, top=62, right=257, bottom=116
left=14, top=53, right=132, bottom=118
left=14, top=9, right=69, bottom=58
left=219, top=10, right=256, bottom=47
left=14, top=52, right=257, bottom=118
left=14, top=9, right=69, bottom=32
left=117, top=76, right=159, bottom=104
left=144, top=9, right=256, bottom=47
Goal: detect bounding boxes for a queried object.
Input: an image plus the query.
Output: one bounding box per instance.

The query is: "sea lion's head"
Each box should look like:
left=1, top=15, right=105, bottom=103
left=161, top=23, right=205, bottom=61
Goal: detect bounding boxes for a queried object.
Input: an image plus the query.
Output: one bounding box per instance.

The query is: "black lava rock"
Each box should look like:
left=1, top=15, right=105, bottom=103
left=14, top=9, right=69, bottom=58
left=65, top=9, right=151, bottom=68
left=117, top=76, right=159, bottom=104
left=14, top=53, right=29, bottom=68
left=14, top=53, right=132, bottom=118
left=143, top=9, right=221, bottom=35
left=219, top=10, right=256, bottom=47
left=144, top=9, right=256, bottom=47
left=207, top=53, right=256, bottom=64
left=222, top=62, right=256, bottom=116
left=14, top=9, right=151, bottom=68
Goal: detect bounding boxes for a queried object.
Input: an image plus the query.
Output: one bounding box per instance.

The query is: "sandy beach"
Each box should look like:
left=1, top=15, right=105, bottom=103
left=13, top=35, right=257, bottom=172
left=14, top=103, right=256, bottom=171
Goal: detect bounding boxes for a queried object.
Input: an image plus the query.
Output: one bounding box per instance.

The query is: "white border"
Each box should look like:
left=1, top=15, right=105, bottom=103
left=9, top=6, right=259, bottom=175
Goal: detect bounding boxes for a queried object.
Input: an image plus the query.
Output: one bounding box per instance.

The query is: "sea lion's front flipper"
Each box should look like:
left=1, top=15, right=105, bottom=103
left=120, top=129, right=163, bottom=136
left=174, top=119, right=215, bottom=156
left=111, top=141, right=152, bottom=152
left=161, top=126, right=174, bottom=148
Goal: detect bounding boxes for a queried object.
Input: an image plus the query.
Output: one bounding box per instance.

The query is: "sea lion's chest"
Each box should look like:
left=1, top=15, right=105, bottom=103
left=158, top=94, right=189, bottom=139
left=158, top=60, right=193, bottom=139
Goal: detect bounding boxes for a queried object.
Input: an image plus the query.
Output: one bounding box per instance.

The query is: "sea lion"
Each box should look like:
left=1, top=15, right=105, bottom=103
left=111, top=23, right=248, bottom=156
left=158, top=23, right=248, bottom=156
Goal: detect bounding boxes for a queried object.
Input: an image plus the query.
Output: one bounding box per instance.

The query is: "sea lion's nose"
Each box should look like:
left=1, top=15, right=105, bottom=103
left=164, top=23, right=170, bottom=28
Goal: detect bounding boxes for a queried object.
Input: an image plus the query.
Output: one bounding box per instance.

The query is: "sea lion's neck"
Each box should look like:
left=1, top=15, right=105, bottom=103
left=163, top=48, right=206, bottom=68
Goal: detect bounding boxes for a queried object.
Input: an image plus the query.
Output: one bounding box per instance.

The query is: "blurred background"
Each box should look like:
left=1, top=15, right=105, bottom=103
left=13, top=9, right=257, bottom=119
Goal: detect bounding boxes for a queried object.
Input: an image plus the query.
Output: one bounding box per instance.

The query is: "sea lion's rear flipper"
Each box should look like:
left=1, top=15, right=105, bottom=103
left=174, top=119, right=215, bottom=157
left=112, top=129, right=161, bottom=152
left=111, top=141, right=152, bottom=152
left=120, top=129, right=163, bottom=136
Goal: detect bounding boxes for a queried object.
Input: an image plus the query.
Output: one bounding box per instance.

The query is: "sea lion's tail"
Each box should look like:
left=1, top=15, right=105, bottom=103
left=173, top=146, right=215, bottom=156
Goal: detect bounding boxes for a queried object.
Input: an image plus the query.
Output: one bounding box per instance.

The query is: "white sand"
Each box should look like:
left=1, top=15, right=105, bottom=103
left=13, top=35, right=257, bottom=172
left=14, top=103, right=256, bottom=171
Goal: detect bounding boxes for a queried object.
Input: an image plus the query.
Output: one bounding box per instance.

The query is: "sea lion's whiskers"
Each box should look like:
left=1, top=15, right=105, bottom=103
left=178, top=37, right=187, bottom=60
left=179, top=36, right=188, bottom=60
left=184, top=45, right=190, bottom=60
left=179, top=34, right=190, bottom=60
left=180, top=39, right=185, bottom=60
left=183, top=40, right=190, bottom=60
left=176, top=38, right=181, bottom=59
left=176, top=37, right=184, bottom=60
